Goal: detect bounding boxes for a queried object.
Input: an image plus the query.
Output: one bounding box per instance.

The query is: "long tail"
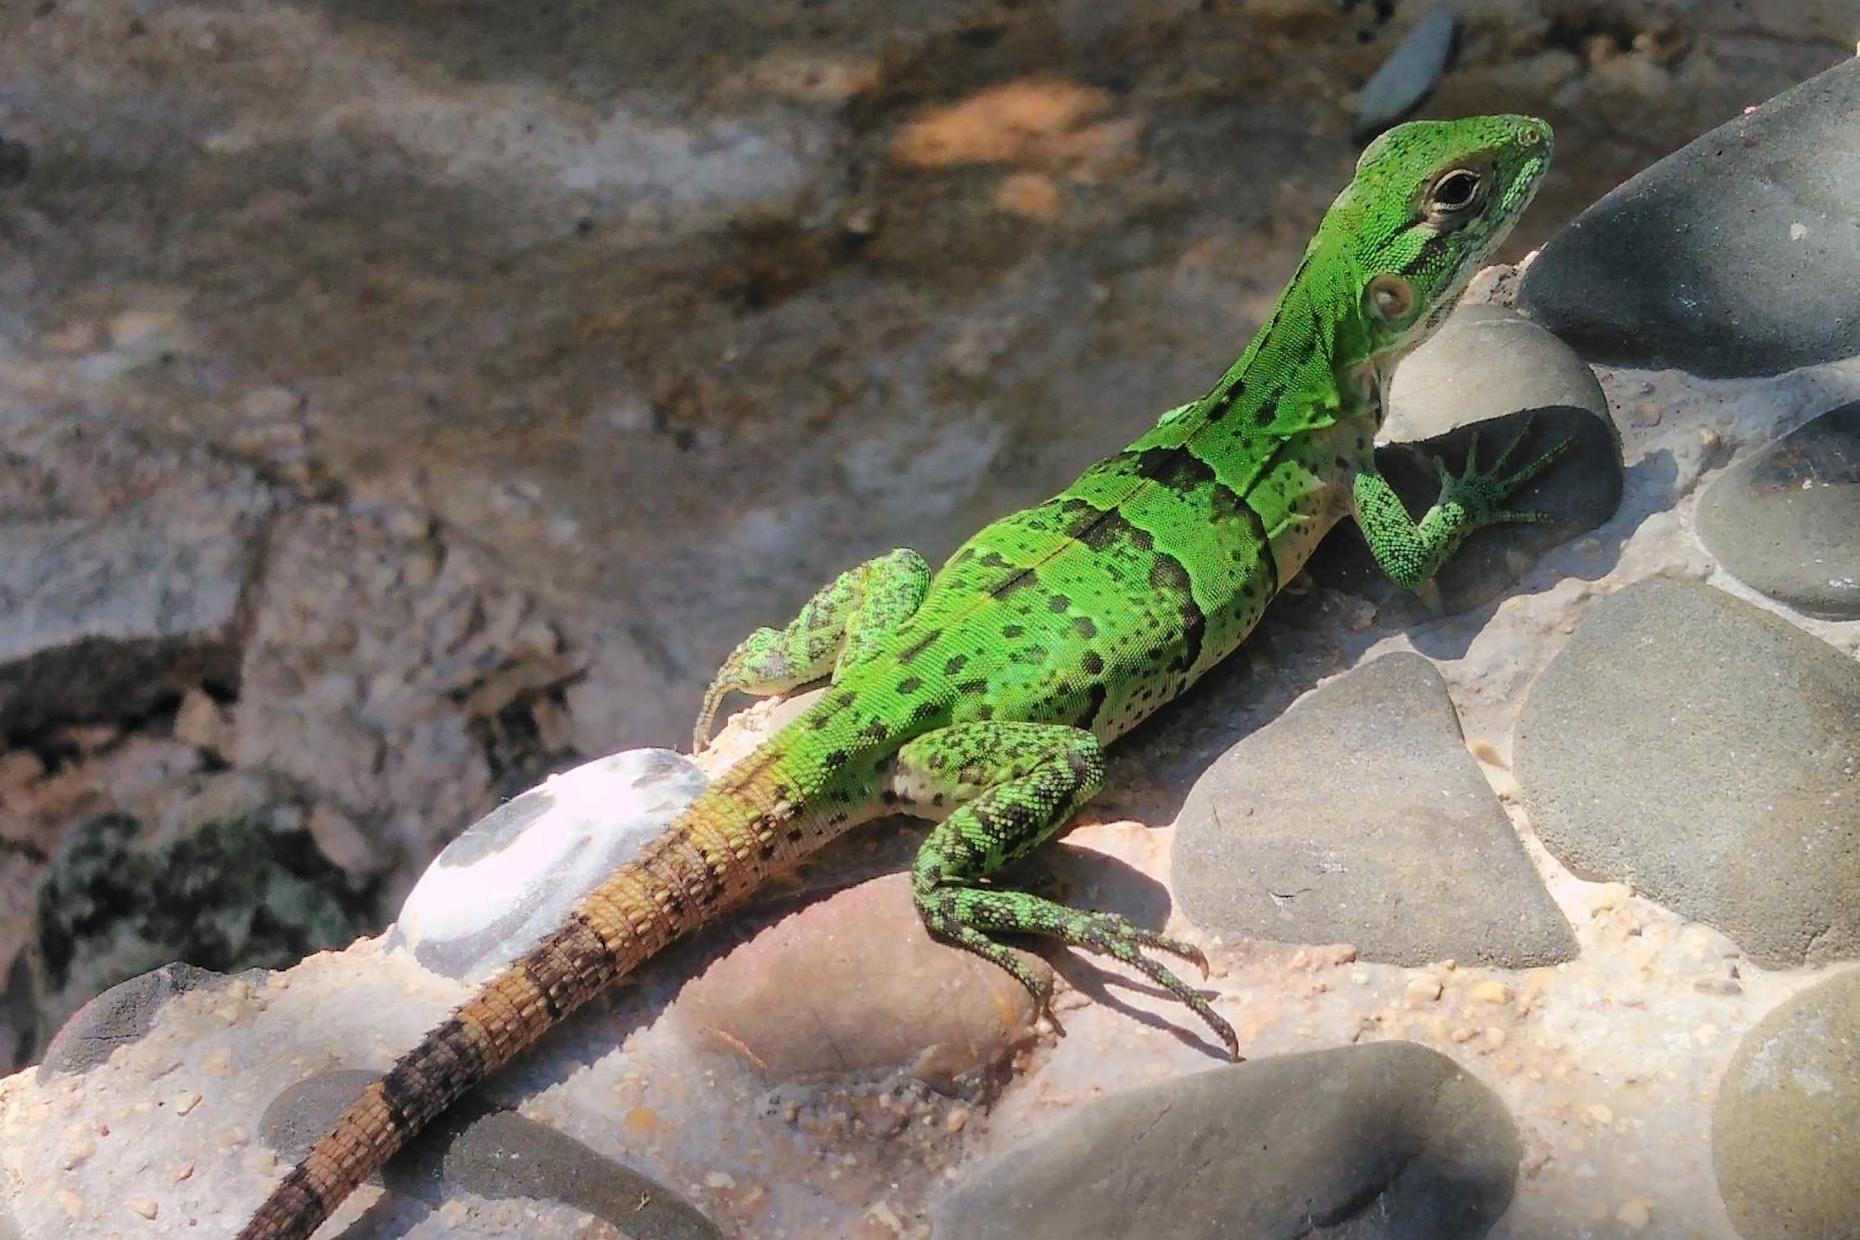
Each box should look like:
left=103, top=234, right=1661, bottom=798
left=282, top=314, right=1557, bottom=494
left=236, top=745, right=839, bottom=1240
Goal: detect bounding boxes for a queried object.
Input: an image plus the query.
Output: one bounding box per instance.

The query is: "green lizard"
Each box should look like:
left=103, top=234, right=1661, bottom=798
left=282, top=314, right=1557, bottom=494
left=238, top=113, right=1559, bottom=1240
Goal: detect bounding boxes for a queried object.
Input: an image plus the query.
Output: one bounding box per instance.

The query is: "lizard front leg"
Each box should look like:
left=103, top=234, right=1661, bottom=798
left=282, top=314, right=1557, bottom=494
left=1352, top=416, right=1573, bottom=590
left=694, top=548, right=930, bottom=749
left=891, top=721, right=1239, bottom=1057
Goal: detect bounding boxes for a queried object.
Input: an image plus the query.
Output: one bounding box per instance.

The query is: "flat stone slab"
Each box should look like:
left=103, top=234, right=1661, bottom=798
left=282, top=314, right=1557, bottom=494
left=1697, top=399, right=1860, bottom=618
left=1519, top=58, right=1860, bottom=377
left=1309, top=305, right=1621, bottom=617
left=1515, top=579, right=1860, bottom=967
left=390, top=748, right=708, bottom=982
left=932, top=1040, right=1519, bottom=1240
left=1714, top=967, right=1860, bottom=1240
left=1173, top=652, right=1574, bottom=968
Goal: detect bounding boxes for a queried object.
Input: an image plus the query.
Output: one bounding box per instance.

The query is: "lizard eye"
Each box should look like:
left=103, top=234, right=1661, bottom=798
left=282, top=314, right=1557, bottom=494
left=1429, top=169, right=1483, bottom=213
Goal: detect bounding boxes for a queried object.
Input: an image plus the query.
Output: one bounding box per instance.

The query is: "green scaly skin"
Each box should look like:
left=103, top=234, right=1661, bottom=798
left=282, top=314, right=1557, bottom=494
left=238, top=115, right=1560, bottom=1240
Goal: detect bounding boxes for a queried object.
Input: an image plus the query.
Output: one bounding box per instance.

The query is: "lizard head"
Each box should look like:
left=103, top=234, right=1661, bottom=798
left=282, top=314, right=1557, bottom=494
left=1341, top=114, right=1553, bottom=359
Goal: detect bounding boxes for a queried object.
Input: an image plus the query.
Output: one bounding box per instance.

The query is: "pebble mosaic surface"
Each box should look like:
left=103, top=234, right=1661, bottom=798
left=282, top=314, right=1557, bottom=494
left=3, top=38, right=1860, bottom=1240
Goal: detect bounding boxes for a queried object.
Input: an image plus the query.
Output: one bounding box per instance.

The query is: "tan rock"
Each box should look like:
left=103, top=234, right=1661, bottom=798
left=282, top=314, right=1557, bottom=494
left=668, top=874, right=1045, bottom=1086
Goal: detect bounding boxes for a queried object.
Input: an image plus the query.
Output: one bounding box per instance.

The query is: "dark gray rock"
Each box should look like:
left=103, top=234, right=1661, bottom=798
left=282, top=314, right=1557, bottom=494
left=35, top=961, right=230, bottom=1080
left=1353, top=5, right=1456, bottom=140
left=1515, top=579, right=1860, bottom=967
left=1173, top=653, right=1574, bottom=967
left=261, top=1069, right=718, bottom=1239
left=932, top=1041, right=1519, bottom=1240
left=1697, top=400, right=1860, bottom=618
left=23, top=801, right=369, bottom=1056
left=0, top=483, right=271, bottom=732
left=0, top=137, right=27, bottom=189
left=1519, top=59, right=1860, bottom=377
left=1309, top=306, right=1621, bottom=617
left=390, top=748, right=707, bottom=982
left=1714, top=967, right=1860, bottom=1240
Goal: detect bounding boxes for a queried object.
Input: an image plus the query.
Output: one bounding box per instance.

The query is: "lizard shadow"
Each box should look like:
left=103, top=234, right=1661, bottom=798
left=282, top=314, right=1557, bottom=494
left=1044, top=952, right=1236, bottom=1059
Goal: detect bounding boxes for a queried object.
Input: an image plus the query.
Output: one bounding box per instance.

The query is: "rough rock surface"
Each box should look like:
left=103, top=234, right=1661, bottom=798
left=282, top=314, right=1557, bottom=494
left=1696, top=399, right=1860, bottom=619
left=23, top=798, right=368, bottom=1058
left=1714, top=967, right=1860, bottom=1240
left=667, top=873, right=1048, bottom=1087
left=1174, top=653, right=1573, bottom=968
left=232, top=505, right=585, bottom=874
left=391, top=748, right=708, bottom=982
left=0, top=479, right=273, bottom=732
left=1515, top=579, right=1860, bottom=967
left=0, top=414, right=593, bottom=1069
left=261, top=1070, right=719, bottom=1239
left=932, top=1041, right=1519, bottom=1240
left=1519, top=58, right=1860, bottom=377
left=1309, top=304, right=1622, bottom=617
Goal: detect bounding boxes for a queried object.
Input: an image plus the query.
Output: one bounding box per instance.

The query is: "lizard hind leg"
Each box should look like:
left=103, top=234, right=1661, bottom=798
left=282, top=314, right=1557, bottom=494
left=694, top=548, right=930, bottom=750
left=893, top=722, right=1240, bottom=1058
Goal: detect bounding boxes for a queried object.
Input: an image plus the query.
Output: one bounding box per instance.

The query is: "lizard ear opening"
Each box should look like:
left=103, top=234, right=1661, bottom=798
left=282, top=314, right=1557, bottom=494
left=1365, top=273, right=1418, bottom=328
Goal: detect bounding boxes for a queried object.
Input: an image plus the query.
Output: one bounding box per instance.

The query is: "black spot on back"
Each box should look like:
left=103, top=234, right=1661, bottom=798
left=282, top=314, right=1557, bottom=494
left=1235, top=497, right=1279, bottom=594
left=1205, top=380, right=1243, bottom=423
left=1147, top=553, right=1207, bottom=673
left=1148, top=556, right=1192, bottom=594
left=1130, top=445, right=1218, bottom=493
left=1064, top=503, right=1154, bottom=553
left=897, top=629, right=942, bottom=662
left=991, top=568, right=1039, bottom=600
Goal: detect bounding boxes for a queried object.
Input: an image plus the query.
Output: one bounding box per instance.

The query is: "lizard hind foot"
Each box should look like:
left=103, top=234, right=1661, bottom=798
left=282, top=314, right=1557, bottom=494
left=899, top=720, right=1240, bottom=1060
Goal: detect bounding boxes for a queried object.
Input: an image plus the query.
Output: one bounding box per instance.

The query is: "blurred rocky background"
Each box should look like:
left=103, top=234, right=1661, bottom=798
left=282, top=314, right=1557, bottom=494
left=0, top=0, right=1850, bottom=1071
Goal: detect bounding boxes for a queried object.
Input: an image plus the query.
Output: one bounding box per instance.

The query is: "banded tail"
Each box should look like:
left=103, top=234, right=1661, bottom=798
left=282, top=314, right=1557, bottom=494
left=237, top=739, right=857, bottom=1240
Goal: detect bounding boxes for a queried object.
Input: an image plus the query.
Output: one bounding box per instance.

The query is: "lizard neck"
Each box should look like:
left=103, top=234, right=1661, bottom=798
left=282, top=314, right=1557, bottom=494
left=1152, top=238, right=1382, bottom=588
left=1198, top=234, right=1378, bottom=437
